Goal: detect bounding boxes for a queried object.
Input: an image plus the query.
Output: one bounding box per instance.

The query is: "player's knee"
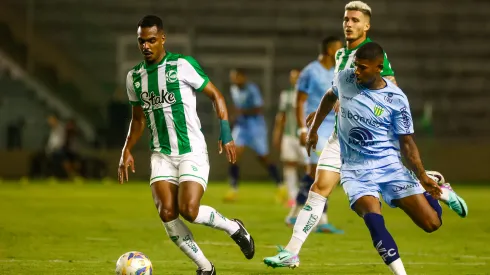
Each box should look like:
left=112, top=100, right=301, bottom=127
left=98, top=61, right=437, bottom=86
left=178, top=202, right=200, bottom=222
left=158, top=207, right=179, bottom=222
left=421, top=217, right=441, bottom=233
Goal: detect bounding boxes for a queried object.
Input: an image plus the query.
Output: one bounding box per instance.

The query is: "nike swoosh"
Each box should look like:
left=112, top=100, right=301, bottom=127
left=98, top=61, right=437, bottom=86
left=279, top=256, right=288, bottom=260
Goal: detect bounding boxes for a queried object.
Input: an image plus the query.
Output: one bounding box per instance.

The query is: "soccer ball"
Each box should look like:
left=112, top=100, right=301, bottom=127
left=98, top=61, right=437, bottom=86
left=115, top=251, right=153, bottom=275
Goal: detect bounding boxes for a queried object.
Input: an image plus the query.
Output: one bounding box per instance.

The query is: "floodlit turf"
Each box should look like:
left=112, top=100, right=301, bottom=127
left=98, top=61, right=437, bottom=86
left=0, top=180, right=489, bottom=274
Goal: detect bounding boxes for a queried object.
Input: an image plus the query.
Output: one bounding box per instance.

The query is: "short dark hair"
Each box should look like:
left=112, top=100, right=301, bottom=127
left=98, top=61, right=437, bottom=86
left=232, top=68, right=246, bottom=76
left=355, top=42, right=384, bottom=60
left=137, top=15, right=164, bottom=31
left=320, top=36, right=341, bottom=54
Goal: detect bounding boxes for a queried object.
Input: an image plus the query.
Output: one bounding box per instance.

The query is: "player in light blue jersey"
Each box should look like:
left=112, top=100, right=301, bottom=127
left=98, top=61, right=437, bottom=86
left=224, top=69, right=285, bottom=202
left=285, top=36, right=343, bottom=234
left=300, top=42, right=467, bottom=274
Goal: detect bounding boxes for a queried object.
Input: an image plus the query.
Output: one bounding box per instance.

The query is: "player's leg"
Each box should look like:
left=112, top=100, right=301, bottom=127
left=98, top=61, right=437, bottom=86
left=178, top=152, right=255, bottom=260
left=150, top=153, right=214, bottom=273
left=426, top=171, right=468, bottom=218
left=280, top=135, right=301, bottom=205
left=224, top=125, right=246, bottom=202
left=346, top=169, right=407, bottom=275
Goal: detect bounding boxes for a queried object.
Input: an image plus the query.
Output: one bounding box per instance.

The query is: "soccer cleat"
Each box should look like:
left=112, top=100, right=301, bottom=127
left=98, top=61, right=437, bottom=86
left=230, top=219, right=255, bottom=259
left=196, top=262, right=216, bottom=275
left=223, top=189, right=238, bottom=203
left=440, top=183, right=468, bottom=218
left=426, top=171, right=445, bottom=185
left=315, top=223, right=345, bottom=234
left=263, top=246, right=300, bottom=268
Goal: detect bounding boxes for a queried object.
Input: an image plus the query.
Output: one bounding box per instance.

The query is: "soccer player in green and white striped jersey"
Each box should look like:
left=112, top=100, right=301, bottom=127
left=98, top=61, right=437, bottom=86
left=117, top=15, right=254, bottom=275
left=272, top=69, right=305, bottom=206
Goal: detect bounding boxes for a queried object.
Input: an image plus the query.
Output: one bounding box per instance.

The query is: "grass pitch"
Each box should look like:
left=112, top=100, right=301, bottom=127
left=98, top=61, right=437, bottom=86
left=0, top=180, right=489, bottom=274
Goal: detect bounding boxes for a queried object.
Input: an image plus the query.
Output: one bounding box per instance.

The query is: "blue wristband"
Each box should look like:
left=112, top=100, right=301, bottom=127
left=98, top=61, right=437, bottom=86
left=219, top=120, right=233, bottom=144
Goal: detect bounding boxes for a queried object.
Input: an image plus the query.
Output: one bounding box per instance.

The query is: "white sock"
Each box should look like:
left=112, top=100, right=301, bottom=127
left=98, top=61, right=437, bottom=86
left=283, top=166, right=299, bottom=199
left=285, top=191, right=326, bottom=254
left=388, top=258, right=407, bottom=275
left=163, top=219, right=212, bottom=271
left=193, top=205, right=240, bottom=236
left=439, top=187, right=450, bottom=203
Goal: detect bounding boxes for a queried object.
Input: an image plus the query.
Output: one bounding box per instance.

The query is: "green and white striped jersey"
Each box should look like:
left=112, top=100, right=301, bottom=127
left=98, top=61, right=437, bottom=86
left=334, top=37, right=395, bottom=76
left=126, top=52, right=210, bottom=156
left=278, top=87, right=298, bottom=137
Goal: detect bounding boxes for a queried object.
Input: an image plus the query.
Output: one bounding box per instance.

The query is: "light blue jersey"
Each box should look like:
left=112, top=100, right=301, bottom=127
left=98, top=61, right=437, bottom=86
left=297, top=61, right=336, bottom=137
left=332, top=68, right=423, bottom=208
left=230, top=82, right=268, bottom=155
left=297, top=61, right=336, bottom=163
left=332, top=69, right=414, bottom=171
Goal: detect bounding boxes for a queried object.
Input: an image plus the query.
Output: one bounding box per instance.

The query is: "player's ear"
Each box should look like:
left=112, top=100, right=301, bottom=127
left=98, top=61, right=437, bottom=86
left=364, top=22, right=370, bottom=32
left=377, top=64, right=383, bottom=72
left=161, top=33, right=166, bottom=46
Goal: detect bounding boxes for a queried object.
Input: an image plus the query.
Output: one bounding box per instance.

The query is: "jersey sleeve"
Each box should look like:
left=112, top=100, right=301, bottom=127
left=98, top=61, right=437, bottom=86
left=331, top=70, right=343, bottom=97
left=249, top=84, right=264, bottom=108
left=392, top=95, right=414, bottom=135
left=180, top=56, right=210, bottom=92
left=381, top=52, right=395, bottom=77
left=296, top=66, right=310, bottom=94
left=126, top=71, right=140, bottom=106
left=278, top=91, right=287, bottom=112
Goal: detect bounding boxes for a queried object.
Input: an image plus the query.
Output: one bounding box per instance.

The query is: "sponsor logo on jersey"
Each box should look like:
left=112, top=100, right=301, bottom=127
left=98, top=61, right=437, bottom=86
left=348, top=127, right=381, bottom=146
left=341, top=107, right=381, bottom=128
left=140, top=89, right=176, bottom=109
left=384, top=92, right=393, bottom=103
left=134, top=81, right=141, bottom=89
left=399, top=107, right=412, bottom=133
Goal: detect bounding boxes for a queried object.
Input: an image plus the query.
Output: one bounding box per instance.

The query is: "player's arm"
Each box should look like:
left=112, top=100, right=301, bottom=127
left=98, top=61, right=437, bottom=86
left=202, top=82, right=236, bottom=164
left=240, top=107, right=263, bottom=115
left=118, top=72, right=145, bottom=183
left=399, top=134, right=441, bottom=197
left=393, top=95, right=441, bottom=197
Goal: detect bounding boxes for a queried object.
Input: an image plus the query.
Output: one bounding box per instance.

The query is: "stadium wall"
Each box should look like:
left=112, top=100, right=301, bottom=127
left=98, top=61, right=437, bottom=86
left=0, top=138, right=489, bottom=182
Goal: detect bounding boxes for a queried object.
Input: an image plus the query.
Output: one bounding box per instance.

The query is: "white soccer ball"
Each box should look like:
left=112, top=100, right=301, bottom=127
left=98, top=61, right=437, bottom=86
left=115, top=251, right=153, bottom=275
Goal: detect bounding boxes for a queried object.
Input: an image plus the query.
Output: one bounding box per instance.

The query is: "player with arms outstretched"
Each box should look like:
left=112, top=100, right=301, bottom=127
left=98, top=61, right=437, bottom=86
left=118, top=15, right=254, bottom=275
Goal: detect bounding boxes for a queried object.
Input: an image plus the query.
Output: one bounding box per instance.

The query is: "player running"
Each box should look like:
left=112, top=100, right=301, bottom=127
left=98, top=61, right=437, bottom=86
left=285, top=36, right=344, bottom=233
left=224, top=69, right=285, bottom=203
left=266, top=42, right=468, bottom=273
left=272, top=69, right=304, bottom=206
left=118, top=15, right=254, bottom=275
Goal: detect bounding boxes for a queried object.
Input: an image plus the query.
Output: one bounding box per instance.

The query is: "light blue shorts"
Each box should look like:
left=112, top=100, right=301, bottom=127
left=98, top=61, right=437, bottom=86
left=341, top=162, right=425, bottom=209
left=232, top=124, right=269, bottom=156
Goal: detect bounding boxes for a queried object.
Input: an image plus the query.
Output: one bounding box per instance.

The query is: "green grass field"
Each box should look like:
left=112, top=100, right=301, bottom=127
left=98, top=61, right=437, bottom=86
left=0, top=180, right=489, bottom=274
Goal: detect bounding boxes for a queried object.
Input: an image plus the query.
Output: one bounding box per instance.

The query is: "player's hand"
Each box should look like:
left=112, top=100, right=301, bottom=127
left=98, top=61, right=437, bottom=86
left=333, top=100, right=340, bottom=114
left=299, top=132, right=307, bottom=146
left=305, top=112, right=316, bottom=128
left=219, top=140, right=236, bottom=164
left=419, top=174, right=442, bottom=199
left=118, top=148, right=135, bottom=184
left=305, top=131, right=318, bottom=157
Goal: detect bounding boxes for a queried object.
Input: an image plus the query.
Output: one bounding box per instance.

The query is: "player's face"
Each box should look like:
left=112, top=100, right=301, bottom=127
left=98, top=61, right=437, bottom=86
left=229, top=70, right=246, bottom=86
left=343, top=10, right=370, bottom=42
left=354, top=57, right=383, bottom=86
left=289, top=69, right=300, bottom=86
left=137, top=26, right=165, bottom=63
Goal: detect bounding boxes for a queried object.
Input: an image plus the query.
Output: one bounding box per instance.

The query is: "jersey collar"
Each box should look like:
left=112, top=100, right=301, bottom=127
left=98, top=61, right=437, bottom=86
left=345, top=37, right=372, bottom=52
left=144, top=51, right=170, bottom=71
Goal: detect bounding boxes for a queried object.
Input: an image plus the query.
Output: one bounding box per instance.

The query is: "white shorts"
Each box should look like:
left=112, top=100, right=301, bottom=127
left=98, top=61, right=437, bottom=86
left=317, top=132, right=341, bottom=173
left=150, top=151, right=210, bottom=190
left=281, top=135, right=306, bottom=163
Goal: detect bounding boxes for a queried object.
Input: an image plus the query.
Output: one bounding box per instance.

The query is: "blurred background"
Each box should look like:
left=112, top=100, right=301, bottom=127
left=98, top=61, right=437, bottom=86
left=0, top=0, right=489, bottom=182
